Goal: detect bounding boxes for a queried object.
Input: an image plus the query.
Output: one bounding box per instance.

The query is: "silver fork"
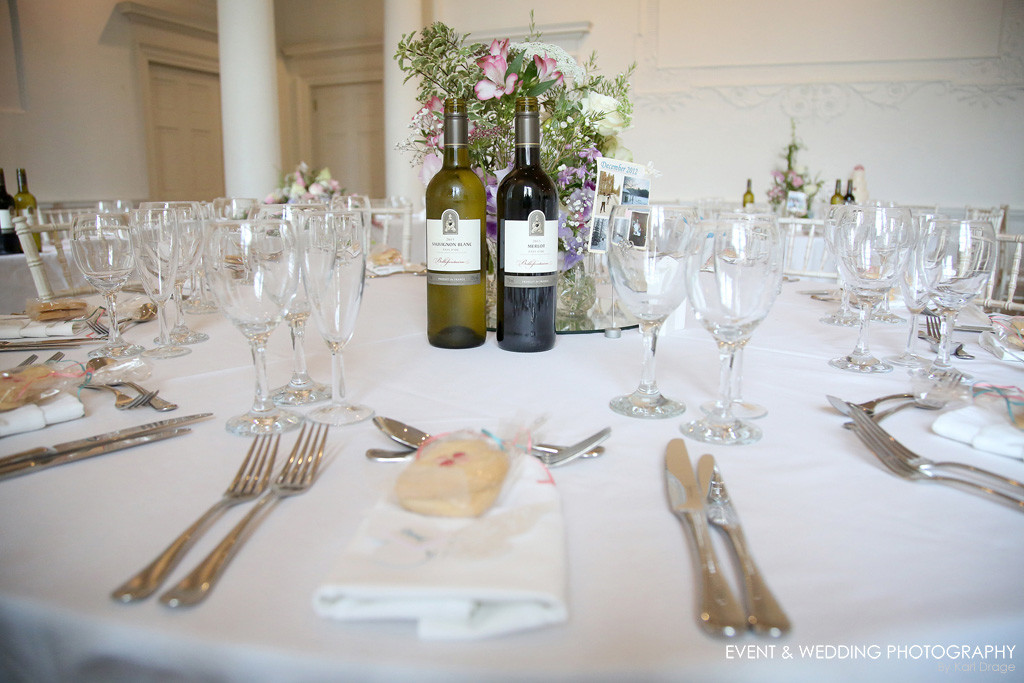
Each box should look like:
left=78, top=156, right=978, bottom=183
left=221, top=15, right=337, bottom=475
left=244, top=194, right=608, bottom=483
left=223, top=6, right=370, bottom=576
left=111, top=435, right=278, bottom=602
left=923, top=315, right=974, bottom=360
left=161, top=423, right=328, bottom=607
left=112, top=381, right=178, bottom=411
left=81, top=383, right=157, bottom=409
left=848, top=405, right=1024, bottom=512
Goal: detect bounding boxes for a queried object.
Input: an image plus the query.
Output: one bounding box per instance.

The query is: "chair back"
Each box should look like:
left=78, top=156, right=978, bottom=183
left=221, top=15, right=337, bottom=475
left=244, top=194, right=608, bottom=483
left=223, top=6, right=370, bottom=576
left=13, top=216, right=91, bottom=301
left=779, top=216, right=836, bottom=281
left=977, top=232, right=1023, bottom=313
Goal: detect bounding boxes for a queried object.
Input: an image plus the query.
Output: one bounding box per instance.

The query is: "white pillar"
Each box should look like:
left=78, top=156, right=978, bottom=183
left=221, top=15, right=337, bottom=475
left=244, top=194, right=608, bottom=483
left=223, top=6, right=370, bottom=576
left=217, top=0, right=281, bottom=198
left=384, top=0, right=426, bottom=208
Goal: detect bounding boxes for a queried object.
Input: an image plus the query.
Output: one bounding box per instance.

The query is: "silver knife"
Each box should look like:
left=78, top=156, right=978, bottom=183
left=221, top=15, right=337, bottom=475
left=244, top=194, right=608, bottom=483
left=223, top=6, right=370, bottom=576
left=665, top=439, right=747, bottom=637
left=698, top=454, right=791, bottom=637
left=0, top=427, right=192, bottom=481
left=0, top=413, right=214, bottom=467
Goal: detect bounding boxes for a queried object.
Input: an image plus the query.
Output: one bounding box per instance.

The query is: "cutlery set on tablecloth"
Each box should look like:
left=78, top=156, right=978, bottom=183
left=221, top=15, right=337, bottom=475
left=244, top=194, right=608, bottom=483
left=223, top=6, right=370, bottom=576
left=665, top=439, right=791, bottom=638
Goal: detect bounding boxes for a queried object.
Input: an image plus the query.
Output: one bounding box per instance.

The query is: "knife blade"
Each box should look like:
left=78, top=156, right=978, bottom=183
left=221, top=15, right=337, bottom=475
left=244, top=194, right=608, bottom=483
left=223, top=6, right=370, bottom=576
left=0, top=427, right=192, bottom=481
left=665, top=438, right=747, bottom=637
left=0, top=412, right=214, bottom=467
left=698, top=454, right=791, bottom=637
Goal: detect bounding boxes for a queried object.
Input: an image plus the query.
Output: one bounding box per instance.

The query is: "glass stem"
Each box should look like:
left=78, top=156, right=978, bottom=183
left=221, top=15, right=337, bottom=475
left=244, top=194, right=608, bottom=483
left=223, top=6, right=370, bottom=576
left=289, top=317, right=311, bottom=385
left=903, top=311, right=920, bottom=355
left=934, top=311, right=956, bottom=371
left=731, top=346, right=745, bottom=404
left=172, top=281, right=186, bottom=331
left=838, top=286, right=852, bottom=317
left=715, top=342, right=739, bottom=421
left=328, top=340, right=346, bottom=406
left=850, top=297, right=874, bottom=363
left=104, top=291, right=123, bottom=348
left=156, top=302, right=173, bottom=347
left=249, top=333, right=273, bottom=414
left=636, top=319, right=662, bottom=397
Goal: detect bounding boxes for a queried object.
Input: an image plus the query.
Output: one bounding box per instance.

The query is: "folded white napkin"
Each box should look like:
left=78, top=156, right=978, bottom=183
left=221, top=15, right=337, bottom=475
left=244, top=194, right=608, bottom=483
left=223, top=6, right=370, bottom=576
left=932, top=405, right=1024, bottom=460
left=313, top=455, right=567, bottom=640
left=0, top=319, right=81, bottom=339
left=0, top=392, right=85, bottom=437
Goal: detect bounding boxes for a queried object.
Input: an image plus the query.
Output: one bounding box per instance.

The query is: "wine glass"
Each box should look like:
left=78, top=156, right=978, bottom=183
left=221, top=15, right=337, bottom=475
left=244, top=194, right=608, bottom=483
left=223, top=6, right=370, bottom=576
left=95, top=199, right=134, bottom=213
left=204, top=218, right=302, bottom=435
left=211, top=197, right=259, bottom=220
left=820, top=204, right=860, bottom=327
left=302, top=209, right=373, bottom=426
left=139, top=201, right=208, bottom=345
left=682, top=215, right=783, bottom=445
left=183, top=201, right=220, bottom=315
left=331, top=194, right=371, bottom=243
left=828, top=204, right=912, bottom=373
left=70, top=212, right=144, bottom=359
left=369, top=196, right=412, bottom=256
left=606, top=204, right=696, bottom=419
left=129, top=208, right=189, bottom=359
left=921, top=218, right=996, bottom=380
left=255, top=203, right=331, bottom=406
left=886, top=212, right=943, bottom=367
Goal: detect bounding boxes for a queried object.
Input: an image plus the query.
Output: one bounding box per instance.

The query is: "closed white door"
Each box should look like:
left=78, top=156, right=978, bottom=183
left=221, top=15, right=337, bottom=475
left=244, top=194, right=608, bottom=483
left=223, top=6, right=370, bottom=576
left=311, top=81, right=384, bottom=197
left=148, top=63, right=225, bottom=201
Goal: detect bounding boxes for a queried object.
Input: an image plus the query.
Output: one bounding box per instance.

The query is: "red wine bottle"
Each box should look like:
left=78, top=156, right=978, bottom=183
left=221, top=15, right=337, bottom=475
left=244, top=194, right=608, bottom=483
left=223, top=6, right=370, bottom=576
left=496, top=97, right=558, bottom=352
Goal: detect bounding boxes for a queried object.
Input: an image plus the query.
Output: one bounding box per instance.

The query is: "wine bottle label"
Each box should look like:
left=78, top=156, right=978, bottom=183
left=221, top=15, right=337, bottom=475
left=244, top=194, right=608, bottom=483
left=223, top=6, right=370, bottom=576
left=501, top=210, right=557, bottom=280
left=426, top=210, right=481, bottom=278
left=0, top=209, right=12, bottom=233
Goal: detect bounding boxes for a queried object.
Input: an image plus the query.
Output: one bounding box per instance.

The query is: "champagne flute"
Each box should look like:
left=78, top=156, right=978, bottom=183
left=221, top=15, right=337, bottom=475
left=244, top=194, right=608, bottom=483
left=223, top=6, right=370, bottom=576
left=606, top=204, right=695, bottom=419
left=70, top=212, right=144, bottom=359
left=682, top=215, right=783, bottom=445
left=139, top=201, right=208, bottom=344
left=921, top=218, right=996, bottom=380
left=820, top=204, right=860, bottom=327
left=886, top=212, right=943, bottom=367
left=302, top=209, right=373, bottom=426
left=828, top=204, right=912, bottom=373
left=129, top=208, right=189, bottom=359
left=211, top=197, right=259, bottom=220
left=204, top=218, right=302, bottom=435
left=255, top=203, right=330, bottom=406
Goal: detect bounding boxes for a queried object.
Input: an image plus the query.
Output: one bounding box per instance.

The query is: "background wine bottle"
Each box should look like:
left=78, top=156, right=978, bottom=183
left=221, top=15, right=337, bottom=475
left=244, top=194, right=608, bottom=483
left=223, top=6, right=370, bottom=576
left=496, top=96, right=558, bottom=352
left=843, top=179, right=855, bottom=204
left=0, top=169, right=19, bottom=254
left=830, top=179, right=844, bottom=205
left=425, top=98, right=486, bottom=348
left=14, top=168, right=41, bottom=250
left=742, top=179, right=754, bottom=208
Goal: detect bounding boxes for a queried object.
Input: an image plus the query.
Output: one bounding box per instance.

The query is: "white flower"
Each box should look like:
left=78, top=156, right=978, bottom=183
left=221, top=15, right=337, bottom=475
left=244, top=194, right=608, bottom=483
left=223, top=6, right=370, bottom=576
left=602, top=136, right=633, bottom=162
left=512, top=41, right=586, bottom=82
left=580, top=92, right=627, bottom=136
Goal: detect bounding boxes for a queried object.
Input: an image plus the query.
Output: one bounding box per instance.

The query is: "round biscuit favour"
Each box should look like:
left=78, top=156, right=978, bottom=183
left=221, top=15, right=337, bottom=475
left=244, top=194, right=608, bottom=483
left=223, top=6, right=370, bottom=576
left=394, top=434, right=510, bottom=517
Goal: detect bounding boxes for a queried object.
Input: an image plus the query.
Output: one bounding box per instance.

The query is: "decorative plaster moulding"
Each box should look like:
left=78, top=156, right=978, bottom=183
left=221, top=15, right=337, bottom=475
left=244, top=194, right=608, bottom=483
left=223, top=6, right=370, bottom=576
left=116, top=1, right=217, bottom=43
left=468, top=21, right=592, bottom=59
left=632, top=0, right=1024, bottom=120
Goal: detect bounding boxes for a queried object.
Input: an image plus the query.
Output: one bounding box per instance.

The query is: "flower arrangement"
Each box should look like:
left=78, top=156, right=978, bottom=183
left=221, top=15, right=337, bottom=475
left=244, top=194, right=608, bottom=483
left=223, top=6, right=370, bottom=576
left=767, top=120, right=822, bottom=216
left=264, top=162, right=344, bottom=204
left=395, top=18, right=635, bottom=270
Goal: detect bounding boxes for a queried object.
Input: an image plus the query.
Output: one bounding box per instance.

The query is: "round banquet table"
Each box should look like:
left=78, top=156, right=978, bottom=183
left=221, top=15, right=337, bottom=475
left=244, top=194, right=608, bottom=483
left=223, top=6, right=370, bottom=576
left=0, top=274, right=1022, bottom=682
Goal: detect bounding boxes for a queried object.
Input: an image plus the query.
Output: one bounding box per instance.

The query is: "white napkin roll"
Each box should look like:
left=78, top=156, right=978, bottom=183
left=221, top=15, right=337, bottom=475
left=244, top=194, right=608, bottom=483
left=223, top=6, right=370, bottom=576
left=313, top=455, right=568, bottom=640
left=931, top=405, right=1024, bottom=460
left=0, top=319, right=79, bottom=339
left=0, top=392, right=85, bottom=437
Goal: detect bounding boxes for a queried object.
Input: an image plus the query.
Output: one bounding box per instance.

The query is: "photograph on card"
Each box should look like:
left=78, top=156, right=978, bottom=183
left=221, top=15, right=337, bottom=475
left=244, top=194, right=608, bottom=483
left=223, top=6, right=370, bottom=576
left=588, top=157, right=651, bottom=253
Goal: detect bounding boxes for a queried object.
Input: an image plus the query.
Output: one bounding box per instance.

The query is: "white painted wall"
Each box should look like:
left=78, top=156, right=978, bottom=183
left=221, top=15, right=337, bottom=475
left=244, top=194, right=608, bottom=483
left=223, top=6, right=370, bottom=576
left=3, top=0, right=1021, bottom=222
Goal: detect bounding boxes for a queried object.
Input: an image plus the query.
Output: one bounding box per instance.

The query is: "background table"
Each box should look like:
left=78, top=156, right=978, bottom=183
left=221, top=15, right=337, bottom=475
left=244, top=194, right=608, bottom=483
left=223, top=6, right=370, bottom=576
left=1, top=275, right=1022, bottom=681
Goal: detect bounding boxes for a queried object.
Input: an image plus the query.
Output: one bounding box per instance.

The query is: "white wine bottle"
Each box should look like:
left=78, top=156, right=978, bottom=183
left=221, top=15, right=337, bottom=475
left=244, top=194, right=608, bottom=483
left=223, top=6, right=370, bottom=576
left=14, top=168, right=41, bottom=251
left=742, top=179, right=754, bottom=208
left=425, top=98, right=486, bottom=348
left=496, top=97, right=558, bottom=352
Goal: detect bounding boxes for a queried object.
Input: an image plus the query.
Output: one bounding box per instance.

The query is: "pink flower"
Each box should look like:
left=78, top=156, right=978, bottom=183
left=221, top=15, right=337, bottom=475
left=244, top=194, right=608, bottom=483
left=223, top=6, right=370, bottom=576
left=488, top=39, right=510, bottom=59
left=419, top=152, right=442, bottom=186
left=475, top=54, right=518, bottom=100
left=788, top=171, right=804, bottom=189
left=424, top=96, right=444, bottom=113
left=533, top=54, right=563, bottom=86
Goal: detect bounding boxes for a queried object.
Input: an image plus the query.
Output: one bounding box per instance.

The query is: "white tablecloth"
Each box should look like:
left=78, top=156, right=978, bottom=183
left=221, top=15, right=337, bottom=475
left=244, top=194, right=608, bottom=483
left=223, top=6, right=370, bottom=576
left=1, top=276, right=1022, bottom=682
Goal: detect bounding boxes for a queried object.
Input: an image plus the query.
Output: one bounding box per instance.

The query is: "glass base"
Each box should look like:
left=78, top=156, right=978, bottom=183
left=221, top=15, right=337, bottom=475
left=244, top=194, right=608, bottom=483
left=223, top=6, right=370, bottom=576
left=167, top=328, right=209, bottom=345
left=701, top=399, right=767, bottom=420
left=609, top=392, right=686, bottom=419
left=307, top=402, right=374, bottom=426
left=885, top=351, right=930, bottom=368
left=183, top=299, right=218, bottom=315
left=829, top=354, right=892, bottom=373
left=88, top=342, right=145, bottom=359
left=820, top=311, right=860, bottom=327
left=872, top=310, right=905, bottom=324
left=142, top=344, right=191, bottom=360
left=682, top=416, right=762, bottom=445
left=271, top=379, right=331, bottom=406
left=225, top=408, right=304, bottom=436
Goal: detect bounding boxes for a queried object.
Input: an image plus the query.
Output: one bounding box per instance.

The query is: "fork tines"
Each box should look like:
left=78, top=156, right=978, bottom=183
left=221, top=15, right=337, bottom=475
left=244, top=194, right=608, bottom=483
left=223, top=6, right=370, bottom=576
left=277, top=423, right=328, bottom=487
